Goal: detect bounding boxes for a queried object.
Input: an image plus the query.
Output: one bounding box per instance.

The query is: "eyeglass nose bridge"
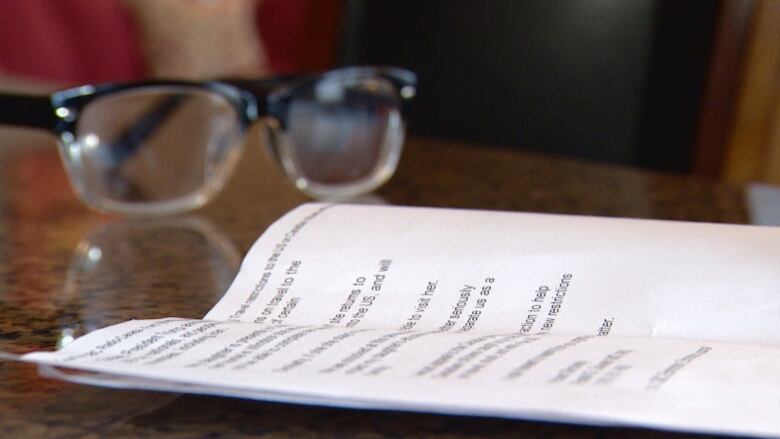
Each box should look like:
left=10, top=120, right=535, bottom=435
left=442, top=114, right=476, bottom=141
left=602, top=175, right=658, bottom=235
left=231, top=91, right=295, bottom=147
left=256, top=115, right=287, bottom=171
left=207, top=84, right=259, bottom=133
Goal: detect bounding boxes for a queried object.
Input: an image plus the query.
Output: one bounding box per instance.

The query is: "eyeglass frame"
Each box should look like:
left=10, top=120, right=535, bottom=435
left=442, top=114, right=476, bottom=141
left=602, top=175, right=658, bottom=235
left=0, top=66, right=417, bottom=214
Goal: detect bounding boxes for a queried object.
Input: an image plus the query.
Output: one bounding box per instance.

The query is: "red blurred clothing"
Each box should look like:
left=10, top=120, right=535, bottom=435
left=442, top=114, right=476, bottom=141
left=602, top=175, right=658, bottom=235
left=0, top=0, right=320, bottom=85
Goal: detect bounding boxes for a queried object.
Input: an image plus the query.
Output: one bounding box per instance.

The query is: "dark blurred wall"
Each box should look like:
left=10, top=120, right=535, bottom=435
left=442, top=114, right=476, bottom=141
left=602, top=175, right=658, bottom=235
left=339, top=0, right=719, bottom=172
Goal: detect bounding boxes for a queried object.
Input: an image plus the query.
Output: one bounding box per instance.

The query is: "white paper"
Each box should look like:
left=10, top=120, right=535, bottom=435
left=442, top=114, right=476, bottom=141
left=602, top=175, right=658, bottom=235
left=21, top=203, right=780, bottom=437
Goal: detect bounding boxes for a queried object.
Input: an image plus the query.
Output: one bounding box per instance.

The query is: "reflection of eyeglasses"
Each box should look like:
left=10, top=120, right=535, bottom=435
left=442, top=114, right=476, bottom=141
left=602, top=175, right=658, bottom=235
left=1, top=66, right=416, bottom=215
left=58, top=216, right=241, bottom=346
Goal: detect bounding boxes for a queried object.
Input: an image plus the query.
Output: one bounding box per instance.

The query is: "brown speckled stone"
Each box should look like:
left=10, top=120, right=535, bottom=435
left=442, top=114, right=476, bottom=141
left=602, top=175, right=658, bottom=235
left=0, top=131, right=745, bottom=438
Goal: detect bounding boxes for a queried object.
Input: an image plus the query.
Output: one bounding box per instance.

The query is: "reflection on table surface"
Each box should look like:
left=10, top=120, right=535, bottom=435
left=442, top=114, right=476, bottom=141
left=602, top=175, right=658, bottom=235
left=0, top=128, right=750, bottom=438
left=56, top=216, right=240, bottom=349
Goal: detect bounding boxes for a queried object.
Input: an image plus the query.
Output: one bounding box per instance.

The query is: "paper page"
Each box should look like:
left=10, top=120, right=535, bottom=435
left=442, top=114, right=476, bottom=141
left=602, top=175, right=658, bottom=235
left=23, top=317, right=780, bottom=437
left=19, top=203, right=780, bottom=436
left=206, top=203, right=780, bottom=345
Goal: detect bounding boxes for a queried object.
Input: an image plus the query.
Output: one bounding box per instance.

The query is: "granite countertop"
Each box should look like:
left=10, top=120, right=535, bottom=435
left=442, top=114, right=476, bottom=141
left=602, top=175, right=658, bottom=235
left=0, top=130, right=747, bottom=438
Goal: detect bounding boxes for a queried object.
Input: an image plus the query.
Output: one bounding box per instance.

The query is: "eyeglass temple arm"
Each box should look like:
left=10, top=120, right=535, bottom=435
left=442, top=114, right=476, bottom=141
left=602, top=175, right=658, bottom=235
left=0, top=93, right=56, bottom=131
left=0, top=92, right=184, bottom=162
left=109, top=94, right=188, bottom=163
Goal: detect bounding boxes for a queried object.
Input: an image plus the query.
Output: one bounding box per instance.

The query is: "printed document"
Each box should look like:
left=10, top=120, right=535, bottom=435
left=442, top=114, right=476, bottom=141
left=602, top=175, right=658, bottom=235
left=22, top=203, right=780, bottom=437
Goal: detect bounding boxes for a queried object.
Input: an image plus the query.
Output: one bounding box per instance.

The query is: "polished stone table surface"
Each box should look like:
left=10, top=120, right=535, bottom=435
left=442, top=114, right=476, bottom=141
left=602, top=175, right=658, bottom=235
left=0, top=128, right=747, bottom=438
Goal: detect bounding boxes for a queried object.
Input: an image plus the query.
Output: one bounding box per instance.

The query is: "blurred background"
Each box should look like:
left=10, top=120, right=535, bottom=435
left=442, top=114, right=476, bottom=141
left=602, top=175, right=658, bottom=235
left=0, top=0, right=778, bottom=185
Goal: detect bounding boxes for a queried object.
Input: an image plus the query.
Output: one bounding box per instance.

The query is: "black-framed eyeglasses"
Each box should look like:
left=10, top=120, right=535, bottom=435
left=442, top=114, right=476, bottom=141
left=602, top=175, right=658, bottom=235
left=0, top=66, right=416, bottom=215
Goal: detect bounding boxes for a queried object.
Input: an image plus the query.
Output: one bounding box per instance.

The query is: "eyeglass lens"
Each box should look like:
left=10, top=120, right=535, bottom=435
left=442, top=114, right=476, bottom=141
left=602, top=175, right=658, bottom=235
left=282, top=75, right=404, bottom=190
left=74, top=87, right=244, bottom=207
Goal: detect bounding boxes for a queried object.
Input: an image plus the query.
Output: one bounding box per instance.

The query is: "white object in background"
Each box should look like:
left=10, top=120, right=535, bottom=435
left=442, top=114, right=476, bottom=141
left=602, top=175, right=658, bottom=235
left=747, top=183, right=780, bottom=226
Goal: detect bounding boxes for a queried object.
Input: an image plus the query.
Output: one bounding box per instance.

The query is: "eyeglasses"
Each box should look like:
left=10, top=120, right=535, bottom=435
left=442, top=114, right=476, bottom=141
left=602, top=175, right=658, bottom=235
left=0, top=66, right=416, bottom=215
